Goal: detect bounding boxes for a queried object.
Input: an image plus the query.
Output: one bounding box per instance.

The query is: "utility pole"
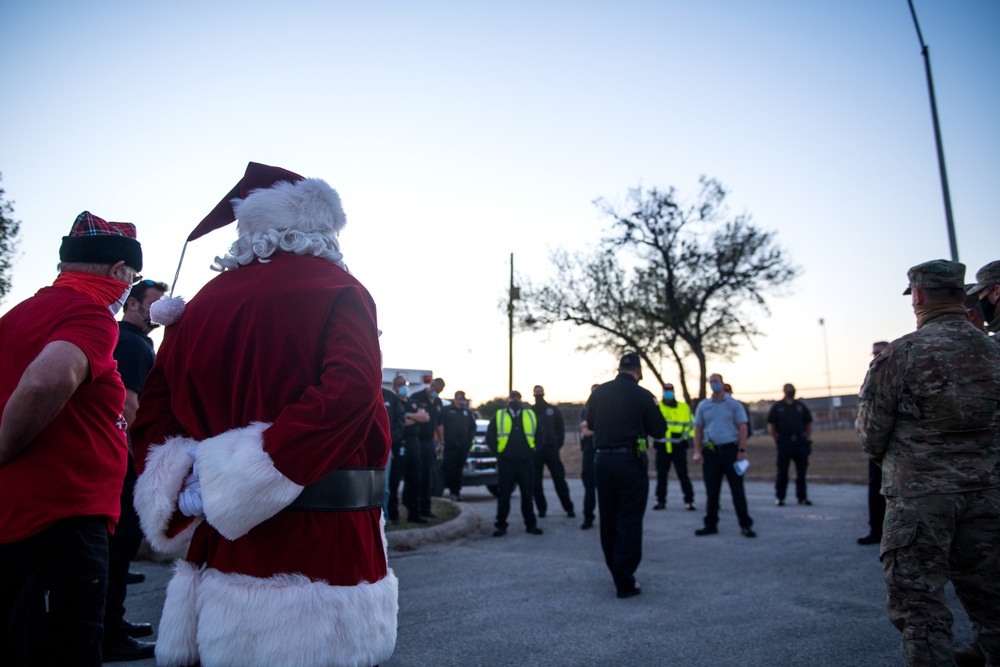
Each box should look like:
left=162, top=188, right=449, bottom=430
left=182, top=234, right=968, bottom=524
left=907, top=0, right=959, bottom=261
left=508, top=253, right=518, bottom=396
left=819, top=318, right=834, bottom=427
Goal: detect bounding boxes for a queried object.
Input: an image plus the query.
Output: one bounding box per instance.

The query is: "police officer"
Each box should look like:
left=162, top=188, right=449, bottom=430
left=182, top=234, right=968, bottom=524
left=651, top=382, right=696, bottom=512
left=579, top=384, right=599, bottom=530
left=586, top=353, right=666, bottom=598
left=767, top=383, right=813, bottom=507
left=486, top=391, right=543, bottom=537
left=532, top=385, right=575, bottom=519
left=411, top=378, right=445, bottom=518
left=857, top=259, right=1000, bottom=666
left=382, top=376, right=406, bottom=516
left=387, top=378, right=429, bottom=524
left=439, top=391, right=477, bottom=501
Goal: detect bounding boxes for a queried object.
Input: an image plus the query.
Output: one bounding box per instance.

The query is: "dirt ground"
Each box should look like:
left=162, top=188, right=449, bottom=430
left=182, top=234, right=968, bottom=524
left=557, top=428, right=867, bottom=484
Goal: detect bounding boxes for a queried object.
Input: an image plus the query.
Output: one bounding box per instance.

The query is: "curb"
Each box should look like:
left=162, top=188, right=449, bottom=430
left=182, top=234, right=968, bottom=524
left=387, top=499, right=481, bottom=551
left=137, top=499, right=482, bottom=562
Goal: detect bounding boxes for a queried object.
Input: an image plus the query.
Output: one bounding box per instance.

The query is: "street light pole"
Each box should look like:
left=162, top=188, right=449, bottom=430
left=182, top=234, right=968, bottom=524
left=819, top=318, right=834, bottom=427
left=907, top=0, right=959, bottom=261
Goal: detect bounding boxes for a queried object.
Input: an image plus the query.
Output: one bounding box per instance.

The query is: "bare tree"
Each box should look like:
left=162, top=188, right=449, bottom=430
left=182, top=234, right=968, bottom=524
left=520, top=177, right=798, bottom=403
left=0, top=174, right=22, bottom=303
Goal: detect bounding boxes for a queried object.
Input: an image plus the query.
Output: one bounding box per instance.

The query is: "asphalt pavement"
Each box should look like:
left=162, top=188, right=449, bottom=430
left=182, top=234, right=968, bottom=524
left=119, top=478, right=974, bottom=666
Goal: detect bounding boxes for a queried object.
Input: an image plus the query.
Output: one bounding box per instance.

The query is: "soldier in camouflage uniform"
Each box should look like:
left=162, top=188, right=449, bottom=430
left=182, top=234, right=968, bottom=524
left=857, top=259, right=1000, bottom=667
left=967, top=260, right=1000, bottom=337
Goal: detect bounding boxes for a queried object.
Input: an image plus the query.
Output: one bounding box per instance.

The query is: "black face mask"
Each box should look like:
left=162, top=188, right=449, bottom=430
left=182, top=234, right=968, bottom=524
left=979, top=295, right=997, bottom=324
left=784, top=390, right=795, bottom=400
left=508, top=400, right=522, bottom=411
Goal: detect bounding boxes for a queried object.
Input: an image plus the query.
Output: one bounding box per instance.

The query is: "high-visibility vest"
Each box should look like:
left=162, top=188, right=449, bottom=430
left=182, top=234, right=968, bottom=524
left=659, top=401, right=693, bottom=445
left=495, top=409, right=537, bottom=453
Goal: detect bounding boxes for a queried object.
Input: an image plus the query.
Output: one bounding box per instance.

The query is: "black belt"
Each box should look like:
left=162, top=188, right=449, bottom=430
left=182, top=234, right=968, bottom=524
left=596, top=446, right=636, bottom=454
left=285, top=467, right=385, bottom=512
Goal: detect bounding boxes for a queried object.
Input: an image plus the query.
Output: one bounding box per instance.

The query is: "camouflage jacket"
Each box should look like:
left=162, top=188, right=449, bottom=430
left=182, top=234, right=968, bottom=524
left=856, top=313, right=1000, bottom=497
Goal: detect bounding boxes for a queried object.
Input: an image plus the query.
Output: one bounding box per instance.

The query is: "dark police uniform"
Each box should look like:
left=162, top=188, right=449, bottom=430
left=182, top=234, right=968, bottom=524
left=387, top=394, right=423, bottom=523
left=767, top=398, right=813, bottom=504
left=532, top=397, right=574, bottom=518
left=586, top=371, right=666, bottom=597
left=410, top=388, right=443, bottom=517
left=382, top=388, right=405, bottom=515
left=486, top=408, right=540, bottom=534
left=439, top=403, right=476, bottom=498
left=105, top=321, right=156, bottom=648
left=579, top=404, right=596, bottom=528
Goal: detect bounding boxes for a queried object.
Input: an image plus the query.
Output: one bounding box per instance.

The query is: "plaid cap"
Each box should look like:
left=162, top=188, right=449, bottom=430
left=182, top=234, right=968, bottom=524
left=902, top=259, right=965, bottom=295
left=60, top=211, right=142, bottom=271
left=967, top=260, right=1000, bottom=296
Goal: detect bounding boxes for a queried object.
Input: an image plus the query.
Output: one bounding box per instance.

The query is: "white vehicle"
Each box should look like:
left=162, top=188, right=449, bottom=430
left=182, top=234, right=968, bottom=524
left=382, top=367, right=434, bottom=393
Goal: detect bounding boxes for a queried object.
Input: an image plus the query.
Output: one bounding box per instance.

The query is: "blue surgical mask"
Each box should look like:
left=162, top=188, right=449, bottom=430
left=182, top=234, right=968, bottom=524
left=710, top=381, right=724, bottom=393
left=663, top=391, right=675, bottom=401
left=430, top=391, right=438, bottom=399
left=398, top=386, right=409, bottom=397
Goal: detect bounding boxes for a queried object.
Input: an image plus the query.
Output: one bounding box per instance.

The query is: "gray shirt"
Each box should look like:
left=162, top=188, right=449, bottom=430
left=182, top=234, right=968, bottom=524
left=694, top=395, right=748, bottom=445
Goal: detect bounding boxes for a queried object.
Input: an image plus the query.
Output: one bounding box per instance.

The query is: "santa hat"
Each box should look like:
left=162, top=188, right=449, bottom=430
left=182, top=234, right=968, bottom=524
left=60, top=211, right=143, bottom=271
left=186, top=162, right=346, bottom=242
left=152, top=162, right=345, bottom=326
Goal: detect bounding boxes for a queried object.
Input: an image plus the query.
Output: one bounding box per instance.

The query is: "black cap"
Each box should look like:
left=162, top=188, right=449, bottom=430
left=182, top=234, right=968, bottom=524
left=618, top=353, right=641, bottom=370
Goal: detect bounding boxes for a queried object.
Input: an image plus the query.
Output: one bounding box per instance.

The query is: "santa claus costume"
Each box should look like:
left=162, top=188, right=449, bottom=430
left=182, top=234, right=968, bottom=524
left=131, top=163, right=397, bottom=667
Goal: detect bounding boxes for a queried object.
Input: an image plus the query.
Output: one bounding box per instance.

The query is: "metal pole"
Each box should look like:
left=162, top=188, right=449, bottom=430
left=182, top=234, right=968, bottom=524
left=508, top=253, right=514, bottom=396
left=907, top=0, right=959, bottom=261
left=819, top=318, right=834, bottom=427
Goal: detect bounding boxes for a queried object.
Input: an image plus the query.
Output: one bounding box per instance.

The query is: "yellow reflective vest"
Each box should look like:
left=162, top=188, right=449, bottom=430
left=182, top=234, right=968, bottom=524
left=659, top=401, right=693, bottom=447
left=495, top=409, right=537, bottom=453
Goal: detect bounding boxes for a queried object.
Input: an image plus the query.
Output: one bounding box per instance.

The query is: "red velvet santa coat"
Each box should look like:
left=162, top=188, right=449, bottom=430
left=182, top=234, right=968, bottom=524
left=132, top=252, right=396, bottom=667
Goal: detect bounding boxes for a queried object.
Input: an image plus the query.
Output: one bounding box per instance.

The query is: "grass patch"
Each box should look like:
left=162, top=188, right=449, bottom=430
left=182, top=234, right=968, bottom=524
left=556, top=428, right=867, bottom=484
left=386, top=498, right=462, bottom=532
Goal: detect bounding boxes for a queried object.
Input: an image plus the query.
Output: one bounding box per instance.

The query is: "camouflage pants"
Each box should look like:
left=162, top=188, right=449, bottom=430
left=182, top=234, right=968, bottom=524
left=880, top=490, right=1000, bottom=667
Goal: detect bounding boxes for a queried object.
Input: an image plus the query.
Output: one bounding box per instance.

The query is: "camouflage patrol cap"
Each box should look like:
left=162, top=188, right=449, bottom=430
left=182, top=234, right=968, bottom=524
left=902, top=259, right=965, bottom=295
left=966, top=260, right=1000, bottom=296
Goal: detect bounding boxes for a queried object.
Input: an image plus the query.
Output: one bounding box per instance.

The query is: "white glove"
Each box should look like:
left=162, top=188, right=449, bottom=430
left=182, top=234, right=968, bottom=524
left=182, top=449, right=199, bottom=488
left=178, top=448, right=203, bottom=517
left=178, top=482, right=203, bottom=517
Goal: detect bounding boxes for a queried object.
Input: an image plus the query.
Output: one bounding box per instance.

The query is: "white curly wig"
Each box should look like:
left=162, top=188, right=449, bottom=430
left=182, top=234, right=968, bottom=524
left=211, top=177, right=349, bottom=272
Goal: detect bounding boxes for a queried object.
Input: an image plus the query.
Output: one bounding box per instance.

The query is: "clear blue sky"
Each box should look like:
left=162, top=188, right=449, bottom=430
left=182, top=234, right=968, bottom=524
left=1, top=1, right=997, bottom=404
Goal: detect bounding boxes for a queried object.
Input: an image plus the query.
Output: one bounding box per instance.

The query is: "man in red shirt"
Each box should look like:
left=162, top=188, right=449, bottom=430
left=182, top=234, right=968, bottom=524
left=132, top=163, right=396, bottom=667
left=0, top=212, right=143, bottom=666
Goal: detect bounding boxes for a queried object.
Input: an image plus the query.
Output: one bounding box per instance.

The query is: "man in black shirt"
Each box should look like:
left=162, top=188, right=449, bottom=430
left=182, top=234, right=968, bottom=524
left=411, top=378, right=445, bottom=518
left=105, top=279, right=167, bottom=661
left=587, top=354, right=666, bottom=598
left=439, top=391, right=477, bottom=501
left=767, top=383, right=814, bottom=507
left=531, top=385, right=574, bottom=519
left=387, top=377, right=429, bottom=524
left=579, top=384, right=599, bottom=530
left=486, top=391, right=543, bottom=537
left=382, top=381, right=406, bottom=515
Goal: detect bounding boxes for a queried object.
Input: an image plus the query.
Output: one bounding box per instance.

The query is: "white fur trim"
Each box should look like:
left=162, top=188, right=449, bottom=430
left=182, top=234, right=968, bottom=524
left=234, top=178, right=346, bottom=238
left=154, top=560, right=201, bottom=667
left=149, top=296, right=187, bottom=327
left=156, top=565, right=398, bottom=667
left=134, top=437, right=204, bottom=553
left=195, top=422, right=304, bottom=540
